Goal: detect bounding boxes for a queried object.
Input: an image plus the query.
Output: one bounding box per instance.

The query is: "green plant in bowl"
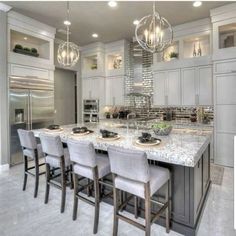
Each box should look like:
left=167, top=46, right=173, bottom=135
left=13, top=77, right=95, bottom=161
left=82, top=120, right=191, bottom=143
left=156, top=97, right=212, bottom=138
left=152, top=122, right=172, bottom=136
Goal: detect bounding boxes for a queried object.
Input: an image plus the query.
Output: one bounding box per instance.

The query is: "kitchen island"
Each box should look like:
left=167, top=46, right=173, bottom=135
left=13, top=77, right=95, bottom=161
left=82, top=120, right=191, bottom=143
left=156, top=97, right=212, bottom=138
left=34, top=122, right=212, bottom=236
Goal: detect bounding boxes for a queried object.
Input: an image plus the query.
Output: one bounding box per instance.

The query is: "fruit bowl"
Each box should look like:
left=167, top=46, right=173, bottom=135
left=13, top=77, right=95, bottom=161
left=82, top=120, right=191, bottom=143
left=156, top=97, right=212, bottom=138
left=152, top=123, right=172, bottom=136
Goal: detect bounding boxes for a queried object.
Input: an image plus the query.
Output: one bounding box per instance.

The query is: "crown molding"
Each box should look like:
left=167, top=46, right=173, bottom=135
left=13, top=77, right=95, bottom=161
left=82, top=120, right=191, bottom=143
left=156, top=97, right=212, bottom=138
left=0, top=3, right=12, bottom=12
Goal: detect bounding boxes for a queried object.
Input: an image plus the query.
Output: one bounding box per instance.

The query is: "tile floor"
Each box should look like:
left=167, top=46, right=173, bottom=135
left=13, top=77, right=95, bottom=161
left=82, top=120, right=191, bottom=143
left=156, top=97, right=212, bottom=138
left=0, top=164, right=235, bottom=236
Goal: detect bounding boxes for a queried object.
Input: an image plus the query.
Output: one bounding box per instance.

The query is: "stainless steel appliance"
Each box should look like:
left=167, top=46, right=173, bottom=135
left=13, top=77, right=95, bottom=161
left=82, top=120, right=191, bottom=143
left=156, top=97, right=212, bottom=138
left=9, top=76, right=54, bottom=165
left=83, top=99, right=99, bottom=123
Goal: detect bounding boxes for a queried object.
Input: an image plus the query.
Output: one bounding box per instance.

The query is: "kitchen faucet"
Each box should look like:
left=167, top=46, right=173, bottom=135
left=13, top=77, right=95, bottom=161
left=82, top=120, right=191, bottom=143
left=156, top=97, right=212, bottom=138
left=127, top=112, right=136, bottom=134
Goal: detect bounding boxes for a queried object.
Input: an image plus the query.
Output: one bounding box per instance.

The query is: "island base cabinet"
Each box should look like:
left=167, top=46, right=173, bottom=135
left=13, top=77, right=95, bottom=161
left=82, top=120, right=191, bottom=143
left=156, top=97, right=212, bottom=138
left=96, top=145, right=211, bottom=236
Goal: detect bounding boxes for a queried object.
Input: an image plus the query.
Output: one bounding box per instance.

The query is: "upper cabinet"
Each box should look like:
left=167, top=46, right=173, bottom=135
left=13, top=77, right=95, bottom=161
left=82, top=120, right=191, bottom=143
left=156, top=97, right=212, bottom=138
left=153, top=69, right=181, bottom=106
left=105, top=40, right=129, bottom=77
left=153, top=65, right=212, bottom=107
left=7, top=11, right=56, bottom=70
left=81, top=43, right=105, bottom=78
left=211, top=3, right=236, bottom=60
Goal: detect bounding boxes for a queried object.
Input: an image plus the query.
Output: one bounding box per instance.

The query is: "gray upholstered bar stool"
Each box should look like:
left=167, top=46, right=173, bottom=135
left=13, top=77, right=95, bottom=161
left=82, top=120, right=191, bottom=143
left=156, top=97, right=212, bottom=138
left=67, top=139, right=111, bottom=234
left=39, top=133, right=72, bottom=213
left=17, top=129, right=45, bottom=198
left=108, top=146, right=171, bottom=236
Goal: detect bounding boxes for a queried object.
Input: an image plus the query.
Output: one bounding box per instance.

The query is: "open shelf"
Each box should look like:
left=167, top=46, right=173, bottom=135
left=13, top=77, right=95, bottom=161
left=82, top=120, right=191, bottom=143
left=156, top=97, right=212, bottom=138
left=156, top=41, right=179, bottom=63
left=183, top=34, right=210, bottom=59
left=83, top=55, right=98, bottom=71
left=107, top=53, right=123, bottom=70
left=10, top=30, right=50, bottom=60
left=219, top=23, right=236, bottom=49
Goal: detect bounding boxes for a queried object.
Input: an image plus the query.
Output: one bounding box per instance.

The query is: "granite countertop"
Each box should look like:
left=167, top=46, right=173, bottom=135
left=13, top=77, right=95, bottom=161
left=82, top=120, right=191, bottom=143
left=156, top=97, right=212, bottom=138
left=33, top=122, right=212, bottom=168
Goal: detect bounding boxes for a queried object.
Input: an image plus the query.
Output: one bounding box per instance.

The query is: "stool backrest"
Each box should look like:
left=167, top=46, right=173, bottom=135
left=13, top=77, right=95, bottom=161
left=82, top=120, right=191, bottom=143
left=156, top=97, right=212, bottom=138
left=17, top=129, right=37, bottom=150
left=108, top=146, right=150, bottom=183
left=40, top=133, right=64, bottom=157
left=67, top=139, right=96, bottom=167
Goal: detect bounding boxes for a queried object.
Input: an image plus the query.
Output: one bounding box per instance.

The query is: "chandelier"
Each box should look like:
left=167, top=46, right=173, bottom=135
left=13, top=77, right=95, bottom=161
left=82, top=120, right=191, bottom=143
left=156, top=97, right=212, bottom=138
left=57, top=2, right=80, bottom=67
left=135, top=2, right=173, bottom=53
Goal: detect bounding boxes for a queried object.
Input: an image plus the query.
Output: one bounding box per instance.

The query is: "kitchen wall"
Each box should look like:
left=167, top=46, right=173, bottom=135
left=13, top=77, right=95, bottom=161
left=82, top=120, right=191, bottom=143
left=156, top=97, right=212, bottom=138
left=0, top=10, right=9, bottom=168
left=54, top=68, right=76, bottom=125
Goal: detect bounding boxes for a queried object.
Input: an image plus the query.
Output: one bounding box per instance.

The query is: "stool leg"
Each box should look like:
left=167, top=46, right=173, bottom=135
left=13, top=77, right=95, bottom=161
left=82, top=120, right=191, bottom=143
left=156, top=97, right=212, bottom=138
left=112, top=174, right=119, bottom=236
left=60, top=157, right=66, bottom=213
left=73, top=173, right=79, bottom=220
left=166, top=180, right=170, bottom=233
left=70, top=165, right=74, bottom=189
left=144, top=182, right=151, bottom=236
left=93, top=167, right=100, bottom=234
left=45, top=163, right=50, bottom=204
left=22, top=155, right=28, bottom=191
left=134, top=196, right=139, bottom=219
left=34, top=152, right=39, bottom=198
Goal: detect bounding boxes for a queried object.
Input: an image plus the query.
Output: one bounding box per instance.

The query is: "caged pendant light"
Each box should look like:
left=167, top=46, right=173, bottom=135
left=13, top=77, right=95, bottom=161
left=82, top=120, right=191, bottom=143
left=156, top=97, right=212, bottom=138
left=135, top=2, right=173, bottom=53
left=57, top=2, right=80, bottom=67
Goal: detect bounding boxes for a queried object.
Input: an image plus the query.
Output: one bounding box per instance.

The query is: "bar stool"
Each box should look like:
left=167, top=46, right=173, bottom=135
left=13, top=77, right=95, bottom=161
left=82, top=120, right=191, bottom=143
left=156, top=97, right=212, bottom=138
left=39, top=133, right=72, bottom=213
left=108, top=146, right=171, bottom=236
left=67, top=139, right=111, bottom=234
left=17, top=129, right=45, bottom=198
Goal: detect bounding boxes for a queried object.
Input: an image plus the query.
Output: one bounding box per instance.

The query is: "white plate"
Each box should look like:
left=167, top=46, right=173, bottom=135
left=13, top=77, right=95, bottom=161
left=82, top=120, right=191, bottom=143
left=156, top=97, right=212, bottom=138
left=71, top=131, right=90, bottom=136
left=45, top=128, right=63, bottom=132
left=98, top=135, right=120, bottom=141
left=135, top=139, right=161, bottom=147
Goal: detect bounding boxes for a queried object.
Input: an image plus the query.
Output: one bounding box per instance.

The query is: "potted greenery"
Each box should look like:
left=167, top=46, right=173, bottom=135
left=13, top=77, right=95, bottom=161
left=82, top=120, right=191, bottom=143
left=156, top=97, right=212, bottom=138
left=13, top=44, right=39, bottom=57
left=169, top=52, right=178, bottom=60
left=105, top=112, right=111, bottom=119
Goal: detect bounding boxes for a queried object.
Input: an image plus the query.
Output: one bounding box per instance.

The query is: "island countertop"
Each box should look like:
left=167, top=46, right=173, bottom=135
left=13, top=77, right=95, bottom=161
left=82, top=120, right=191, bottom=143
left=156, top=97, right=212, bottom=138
left=33, top=122, right=212, bottom=167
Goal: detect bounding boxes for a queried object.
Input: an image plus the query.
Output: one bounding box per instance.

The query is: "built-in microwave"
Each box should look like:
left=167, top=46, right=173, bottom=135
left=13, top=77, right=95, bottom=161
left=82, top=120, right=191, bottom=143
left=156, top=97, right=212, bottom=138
left=83, top=100, right=99, bottom=123
left=83, top=99, right=99, bottom=113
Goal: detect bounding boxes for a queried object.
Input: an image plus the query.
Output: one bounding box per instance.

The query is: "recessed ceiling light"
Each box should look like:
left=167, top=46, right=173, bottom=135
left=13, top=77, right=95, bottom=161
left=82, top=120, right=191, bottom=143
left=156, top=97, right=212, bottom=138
left=133, top=20, right=139, bottom=25
left=193, top=1, right=202, bottom=7
left=23, top=37, right=27, bottom=40
left=63, top=20, right=71, bottom=26
left=92, top=33, right=98, bottom=38
left=108, top=1, right=117, bottom=8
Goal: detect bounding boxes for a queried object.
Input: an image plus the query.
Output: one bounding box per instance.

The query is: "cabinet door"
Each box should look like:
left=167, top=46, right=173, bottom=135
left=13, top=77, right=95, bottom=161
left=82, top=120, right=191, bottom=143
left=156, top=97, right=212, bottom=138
left=113, top=77, right=124, bottom=106
left=215, top=132, right=234, bottom=167
left=105, top=78, right=113, bottom=106
left=198, top=66, right=212, bottom=105
left=202, top=147, right=210, bottom=193
left=82, top=79, right=91, bottom=99
left=182, top=68, right=196, bottom=106
left=167, top=69, right=181, bottom=106
left=194, top=158, right=203, bottom=220
left=216, top=73, right=236, bottom=104
left=153, top=71, right=166, bottom=106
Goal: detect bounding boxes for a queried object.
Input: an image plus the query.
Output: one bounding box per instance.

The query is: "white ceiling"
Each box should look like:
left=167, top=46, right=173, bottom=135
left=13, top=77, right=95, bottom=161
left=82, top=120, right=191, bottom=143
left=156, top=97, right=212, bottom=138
left=7, top=1, right=231, bottom=46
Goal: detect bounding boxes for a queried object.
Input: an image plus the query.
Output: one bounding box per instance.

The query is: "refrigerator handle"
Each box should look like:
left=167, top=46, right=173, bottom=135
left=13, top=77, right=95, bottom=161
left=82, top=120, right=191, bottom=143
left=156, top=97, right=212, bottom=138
left=27, top=91, right=30, bottom=130
left=30, top=91, right=33, bottom=130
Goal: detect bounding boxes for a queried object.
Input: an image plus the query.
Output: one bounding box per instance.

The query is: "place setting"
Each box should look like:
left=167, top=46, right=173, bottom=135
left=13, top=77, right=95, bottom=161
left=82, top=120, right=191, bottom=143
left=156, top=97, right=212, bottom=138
left=98, top=129, right=121, bottom=141
left=135, top=132, right=161, bottom=147
left=70, top=126, right=94, bottom=136
left=45, top=124, right=64, bottom=133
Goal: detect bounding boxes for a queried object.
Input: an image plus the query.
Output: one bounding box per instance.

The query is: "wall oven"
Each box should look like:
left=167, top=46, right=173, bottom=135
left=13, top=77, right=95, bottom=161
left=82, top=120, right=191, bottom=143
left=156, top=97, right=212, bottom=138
left=83, top=99, right=99, bottom=123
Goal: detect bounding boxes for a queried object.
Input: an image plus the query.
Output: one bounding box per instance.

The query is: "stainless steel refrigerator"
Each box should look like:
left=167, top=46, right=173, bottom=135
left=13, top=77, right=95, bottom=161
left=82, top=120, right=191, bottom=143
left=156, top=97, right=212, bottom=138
left=9, top=76, right=55, bottom=165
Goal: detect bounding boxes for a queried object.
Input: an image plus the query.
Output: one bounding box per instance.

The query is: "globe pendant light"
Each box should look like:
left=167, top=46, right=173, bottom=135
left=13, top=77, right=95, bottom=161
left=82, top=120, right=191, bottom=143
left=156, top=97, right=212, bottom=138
left=135, top=2, right=173, bottom=53
left=57, top=2, right=80, bottom=67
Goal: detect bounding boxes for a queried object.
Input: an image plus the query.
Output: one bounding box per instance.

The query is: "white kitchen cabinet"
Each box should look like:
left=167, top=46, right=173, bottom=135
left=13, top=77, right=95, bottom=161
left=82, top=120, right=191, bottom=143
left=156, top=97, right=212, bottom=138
left=198, top=66, right=213, bottom=105
left=105, top=77, right=124, bottom=106
left=153, top=70, right=181, bottom=106
left=216, top=73, right=236, bottom=104
left=215, top=133, right=235, bottom=167
left=181, top=67, right=196, bottom=106
left=82, top=77, right=105, bottom=102
left=153, top=71, right=166, bottom=106
left=167, top=69, right=181, bottom=106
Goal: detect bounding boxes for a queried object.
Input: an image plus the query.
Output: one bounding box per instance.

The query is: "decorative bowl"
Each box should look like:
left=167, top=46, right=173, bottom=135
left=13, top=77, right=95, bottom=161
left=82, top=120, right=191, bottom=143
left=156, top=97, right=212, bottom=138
left=152, top=123, right=172, bottom=136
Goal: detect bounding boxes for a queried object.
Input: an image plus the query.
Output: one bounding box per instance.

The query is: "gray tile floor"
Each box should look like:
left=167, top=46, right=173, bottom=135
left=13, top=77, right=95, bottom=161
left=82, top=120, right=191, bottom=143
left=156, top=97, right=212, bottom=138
left=0, top=164, right=235, bottom=236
